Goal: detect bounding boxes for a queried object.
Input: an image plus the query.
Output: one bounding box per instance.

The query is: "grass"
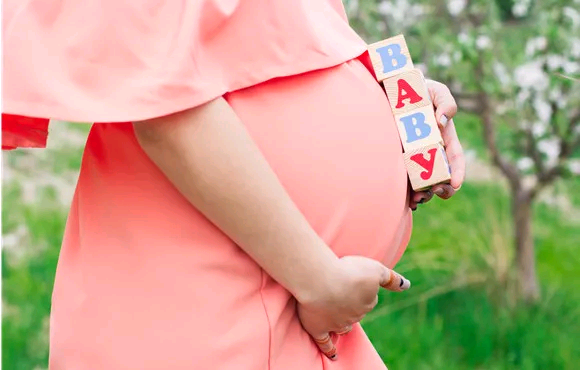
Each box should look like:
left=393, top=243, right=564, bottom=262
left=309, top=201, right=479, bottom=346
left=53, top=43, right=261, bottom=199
left=362, top=182, right=580, bottom=370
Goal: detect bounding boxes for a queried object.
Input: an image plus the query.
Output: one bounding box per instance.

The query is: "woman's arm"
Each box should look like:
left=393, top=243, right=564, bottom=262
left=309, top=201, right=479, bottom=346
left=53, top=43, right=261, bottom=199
left=133, top=97, right=410, bottom=360
left=133, top=97, right=340, bottom=304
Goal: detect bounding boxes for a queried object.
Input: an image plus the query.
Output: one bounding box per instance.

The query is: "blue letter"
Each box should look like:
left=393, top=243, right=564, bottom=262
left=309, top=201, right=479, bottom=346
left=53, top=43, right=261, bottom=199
left=376, top=44, right=408, bottom=73
left=399, top=112, right=432, bottom=143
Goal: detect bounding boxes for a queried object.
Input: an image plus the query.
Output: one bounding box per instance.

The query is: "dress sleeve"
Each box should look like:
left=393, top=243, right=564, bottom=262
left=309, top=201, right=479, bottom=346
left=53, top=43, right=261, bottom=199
left=2, top=0, right=367, bottom=150
left=2, top=114, right=50, bottom=150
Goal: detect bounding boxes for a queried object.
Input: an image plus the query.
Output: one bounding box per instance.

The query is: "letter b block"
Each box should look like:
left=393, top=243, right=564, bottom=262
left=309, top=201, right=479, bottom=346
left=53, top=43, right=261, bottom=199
left=395, top=105, right=443, bottom=152
left=367, top=34, right=414, bottom=81
left=404, top=143, right=451, bottom=191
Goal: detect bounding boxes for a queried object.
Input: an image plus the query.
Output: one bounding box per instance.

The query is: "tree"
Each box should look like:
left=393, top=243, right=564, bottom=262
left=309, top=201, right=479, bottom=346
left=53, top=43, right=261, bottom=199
left=346, top=0, right=580, bottom=301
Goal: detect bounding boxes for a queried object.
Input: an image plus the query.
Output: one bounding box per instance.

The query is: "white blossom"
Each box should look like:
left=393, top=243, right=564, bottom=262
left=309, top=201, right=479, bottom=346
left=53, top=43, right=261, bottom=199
left=525, top=37, right=547, bottom=57
left=345, top=0, right=359, bottom=16
left=548, top=88, right=563, bottom=102
left=434, top=53, right=452, bottom=67
left=514, top=61, right=549, bottom=91
left=517, top=157, right=534, bottom=171
left=537, top=137, right=561, bottom=167
left=516, top=89, right=531, bottom=106
left=512, top=0, right=531, bottom=17
left=533, top=95, right=552, bottom=124
left=476, top=35, right=492, bottom=50
left=2, top=226, right=28, bottom=250
left=571, top=38, right=580, bottom=58
left=546, top=54, right=580, bottom=74
left=453, top=51, right=462, bottom=62
left=568, top=160, right=580, bottom=175
left=563, top=7, right=580, bottom=27
left=447, top=0, right=466, bottom=16
left=458, top=31, right=471, bottom=44
left=378, top=0, right=392, bottom=16
left=532, top=121, right=548, bottom=137
left=493, top=61, right=511, bottom=86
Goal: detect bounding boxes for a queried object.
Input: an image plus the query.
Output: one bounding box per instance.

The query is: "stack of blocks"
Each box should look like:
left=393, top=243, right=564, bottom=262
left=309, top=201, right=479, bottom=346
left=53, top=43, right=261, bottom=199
left=367, top=35, right=451, bottom=191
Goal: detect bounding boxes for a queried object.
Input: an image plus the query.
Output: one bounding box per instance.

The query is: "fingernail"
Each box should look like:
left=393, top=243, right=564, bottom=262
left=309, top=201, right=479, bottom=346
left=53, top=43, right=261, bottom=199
left=330, top=354, right=338, bottom=361
left=418, top=197, right=426, bottom=204
left=411, top=206, right=417, bottom=211
left=440, top=115, right=449, bottom=126
left=434, top=188, right=444, bottom=196
left=401, top=279, right=411, bottom=290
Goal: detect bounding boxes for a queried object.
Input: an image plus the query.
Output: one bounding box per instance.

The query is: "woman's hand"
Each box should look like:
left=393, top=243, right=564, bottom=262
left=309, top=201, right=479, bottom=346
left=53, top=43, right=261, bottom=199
left=409, top=79, right=466, bottom=210
left=297, top=256, right=410, bottom=361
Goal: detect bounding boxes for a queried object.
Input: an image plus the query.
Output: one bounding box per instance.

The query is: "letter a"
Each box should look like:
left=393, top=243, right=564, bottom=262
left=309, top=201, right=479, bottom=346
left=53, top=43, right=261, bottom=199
left=395, top=79, right=422, bottom=108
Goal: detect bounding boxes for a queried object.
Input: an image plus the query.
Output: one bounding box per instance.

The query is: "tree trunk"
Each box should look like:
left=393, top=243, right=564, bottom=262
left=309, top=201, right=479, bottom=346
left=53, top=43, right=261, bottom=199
left=511, top=189, right=540, bottom=302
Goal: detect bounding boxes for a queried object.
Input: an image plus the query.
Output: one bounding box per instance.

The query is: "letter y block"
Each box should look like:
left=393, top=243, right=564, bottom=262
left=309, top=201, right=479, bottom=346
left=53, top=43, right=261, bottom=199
left=404, top=143, right=451, bottom=191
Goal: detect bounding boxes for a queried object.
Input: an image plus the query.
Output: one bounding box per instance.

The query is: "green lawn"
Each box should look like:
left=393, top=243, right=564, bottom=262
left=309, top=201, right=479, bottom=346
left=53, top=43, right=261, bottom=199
left=363, top=182, right=580, bottom=370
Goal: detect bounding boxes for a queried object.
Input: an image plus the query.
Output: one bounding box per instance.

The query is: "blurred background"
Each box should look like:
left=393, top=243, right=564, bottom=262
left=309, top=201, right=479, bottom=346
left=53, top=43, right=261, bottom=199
left=2, top=0, right=580, bottom=369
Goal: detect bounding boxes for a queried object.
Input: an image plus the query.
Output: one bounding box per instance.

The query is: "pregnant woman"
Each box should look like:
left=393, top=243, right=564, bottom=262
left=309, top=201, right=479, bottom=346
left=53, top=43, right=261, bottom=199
left=3, top=0, right=465, bottom=369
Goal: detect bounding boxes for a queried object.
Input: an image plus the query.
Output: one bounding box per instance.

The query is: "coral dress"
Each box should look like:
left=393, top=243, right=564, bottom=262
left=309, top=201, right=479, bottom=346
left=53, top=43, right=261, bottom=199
left=3, top=0, right=413, bottom=369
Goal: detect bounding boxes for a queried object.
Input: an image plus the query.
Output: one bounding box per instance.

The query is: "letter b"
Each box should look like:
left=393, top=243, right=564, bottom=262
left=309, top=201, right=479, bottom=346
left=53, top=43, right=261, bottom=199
left=376, top=44, right=408, bottom=74
left=399, top=112, right=432, bottom=143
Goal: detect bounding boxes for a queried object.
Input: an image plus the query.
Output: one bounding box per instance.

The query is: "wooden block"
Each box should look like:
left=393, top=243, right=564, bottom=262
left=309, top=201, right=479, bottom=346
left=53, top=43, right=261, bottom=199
left=367, top=34, right=414, bottom=81
left=394, top=104, right=444, bottom=152
left=383, top=68, right=431, bottom=116
left=404, top=143, right=451, bottom=191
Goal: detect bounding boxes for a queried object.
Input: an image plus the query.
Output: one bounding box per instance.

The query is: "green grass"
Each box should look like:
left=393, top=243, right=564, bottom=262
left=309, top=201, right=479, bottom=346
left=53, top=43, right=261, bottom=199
left=362, top=183, right=580, bottom=370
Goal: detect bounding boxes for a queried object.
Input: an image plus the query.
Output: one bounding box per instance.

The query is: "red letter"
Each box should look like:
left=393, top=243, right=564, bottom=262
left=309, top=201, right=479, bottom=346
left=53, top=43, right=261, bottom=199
left=410, top=148, right=437, bottom=180
left=395, top=79, right=422, bottom=108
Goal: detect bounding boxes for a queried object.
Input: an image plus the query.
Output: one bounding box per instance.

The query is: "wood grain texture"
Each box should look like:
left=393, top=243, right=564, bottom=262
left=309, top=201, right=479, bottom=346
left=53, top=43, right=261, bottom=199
left=404, top=143, right=451, bottom=191
left=367, top=34, right=414, bottom=81
left=395, top=104, right=444, bottom=152
left=383, top=68, right=431, bottom=116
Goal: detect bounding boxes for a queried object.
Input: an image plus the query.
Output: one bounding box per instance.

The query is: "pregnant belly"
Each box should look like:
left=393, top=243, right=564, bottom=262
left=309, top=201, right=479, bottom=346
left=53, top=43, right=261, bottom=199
left=50, top=57, right=412, bottom=369
left=226, top=58, right=412, bottom=267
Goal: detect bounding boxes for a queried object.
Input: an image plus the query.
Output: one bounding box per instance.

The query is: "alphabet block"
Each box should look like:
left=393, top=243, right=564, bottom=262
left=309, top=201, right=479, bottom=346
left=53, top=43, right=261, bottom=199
left=367, top=34, right=414, bottom=81
left=383, top=68, right=431, bottom=116
left=404, top=143, right=451, bottom=191
left=395, top=104, right=444, bottom=152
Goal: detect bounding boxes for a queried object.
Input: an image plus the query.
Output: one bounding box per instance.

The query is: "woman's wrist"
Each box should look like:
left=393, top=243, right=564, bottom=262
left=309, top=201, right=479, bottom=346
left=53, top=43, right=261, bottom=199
left=290, top=246, right=344, bottom=306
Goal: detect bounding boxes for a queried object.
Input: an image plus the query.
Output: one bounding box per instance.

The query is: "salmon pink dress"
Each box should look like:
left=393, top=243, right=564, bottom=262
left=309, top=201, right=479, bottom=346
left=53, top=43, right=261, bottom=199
left=3, top=0, right=413, bottom=369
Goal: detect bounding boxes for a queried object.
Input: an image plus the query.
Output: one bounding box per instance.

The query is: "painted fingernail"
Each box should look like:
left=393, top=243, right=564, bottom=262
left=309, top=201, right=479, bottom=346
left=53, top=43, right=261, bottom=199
left=434, top=188, right=444, bottom=196
left=440, top=115, right=449, bottom=126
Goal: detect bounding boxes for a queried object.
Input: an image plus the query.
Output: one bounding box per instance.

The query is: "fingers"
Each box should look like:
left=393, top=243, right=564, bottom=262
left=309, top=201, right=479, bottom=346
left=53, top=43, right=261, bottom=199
left=440, top=119, right=465, bottom=190
left=313, top=334, right=337, bottom=360
left=431, top=184, right=455, bottom=200
left=426, top=79, right=464, bottom=191
left=379, top=267, right=411, bottom=292
left=335, top=325, right=353, bottom=336
left=409, top=190, right=434, bottom=210
left=427, top=79, right=458, bottom=128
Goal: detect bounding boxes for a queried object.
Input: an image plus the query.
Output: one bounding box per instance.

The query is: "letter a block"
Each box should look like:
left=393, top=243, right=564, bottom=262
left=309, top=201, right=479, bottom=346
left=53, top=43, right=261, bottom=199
left=367, top=35, right=414, bottom=81
left=383, top=69, right=431, bottom=116
left=395, top=105, right=444, bottom=152
left=404, top=143, right=451, bottom=191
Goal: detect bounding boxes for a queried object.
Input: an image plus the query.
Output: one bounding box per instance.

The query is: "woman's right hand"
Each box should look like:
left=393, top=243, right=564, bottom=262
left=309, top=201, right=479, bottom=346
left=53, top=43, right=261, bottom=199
left=297, top=255, right=410, bottom=361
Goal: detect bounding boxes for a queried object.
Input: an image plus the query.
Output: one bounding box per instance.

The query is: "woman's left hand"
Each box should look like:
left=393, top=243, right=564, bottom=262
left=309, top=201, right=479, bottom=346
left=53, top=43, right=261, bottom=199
left=409, top=79, right=466, bottom=210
